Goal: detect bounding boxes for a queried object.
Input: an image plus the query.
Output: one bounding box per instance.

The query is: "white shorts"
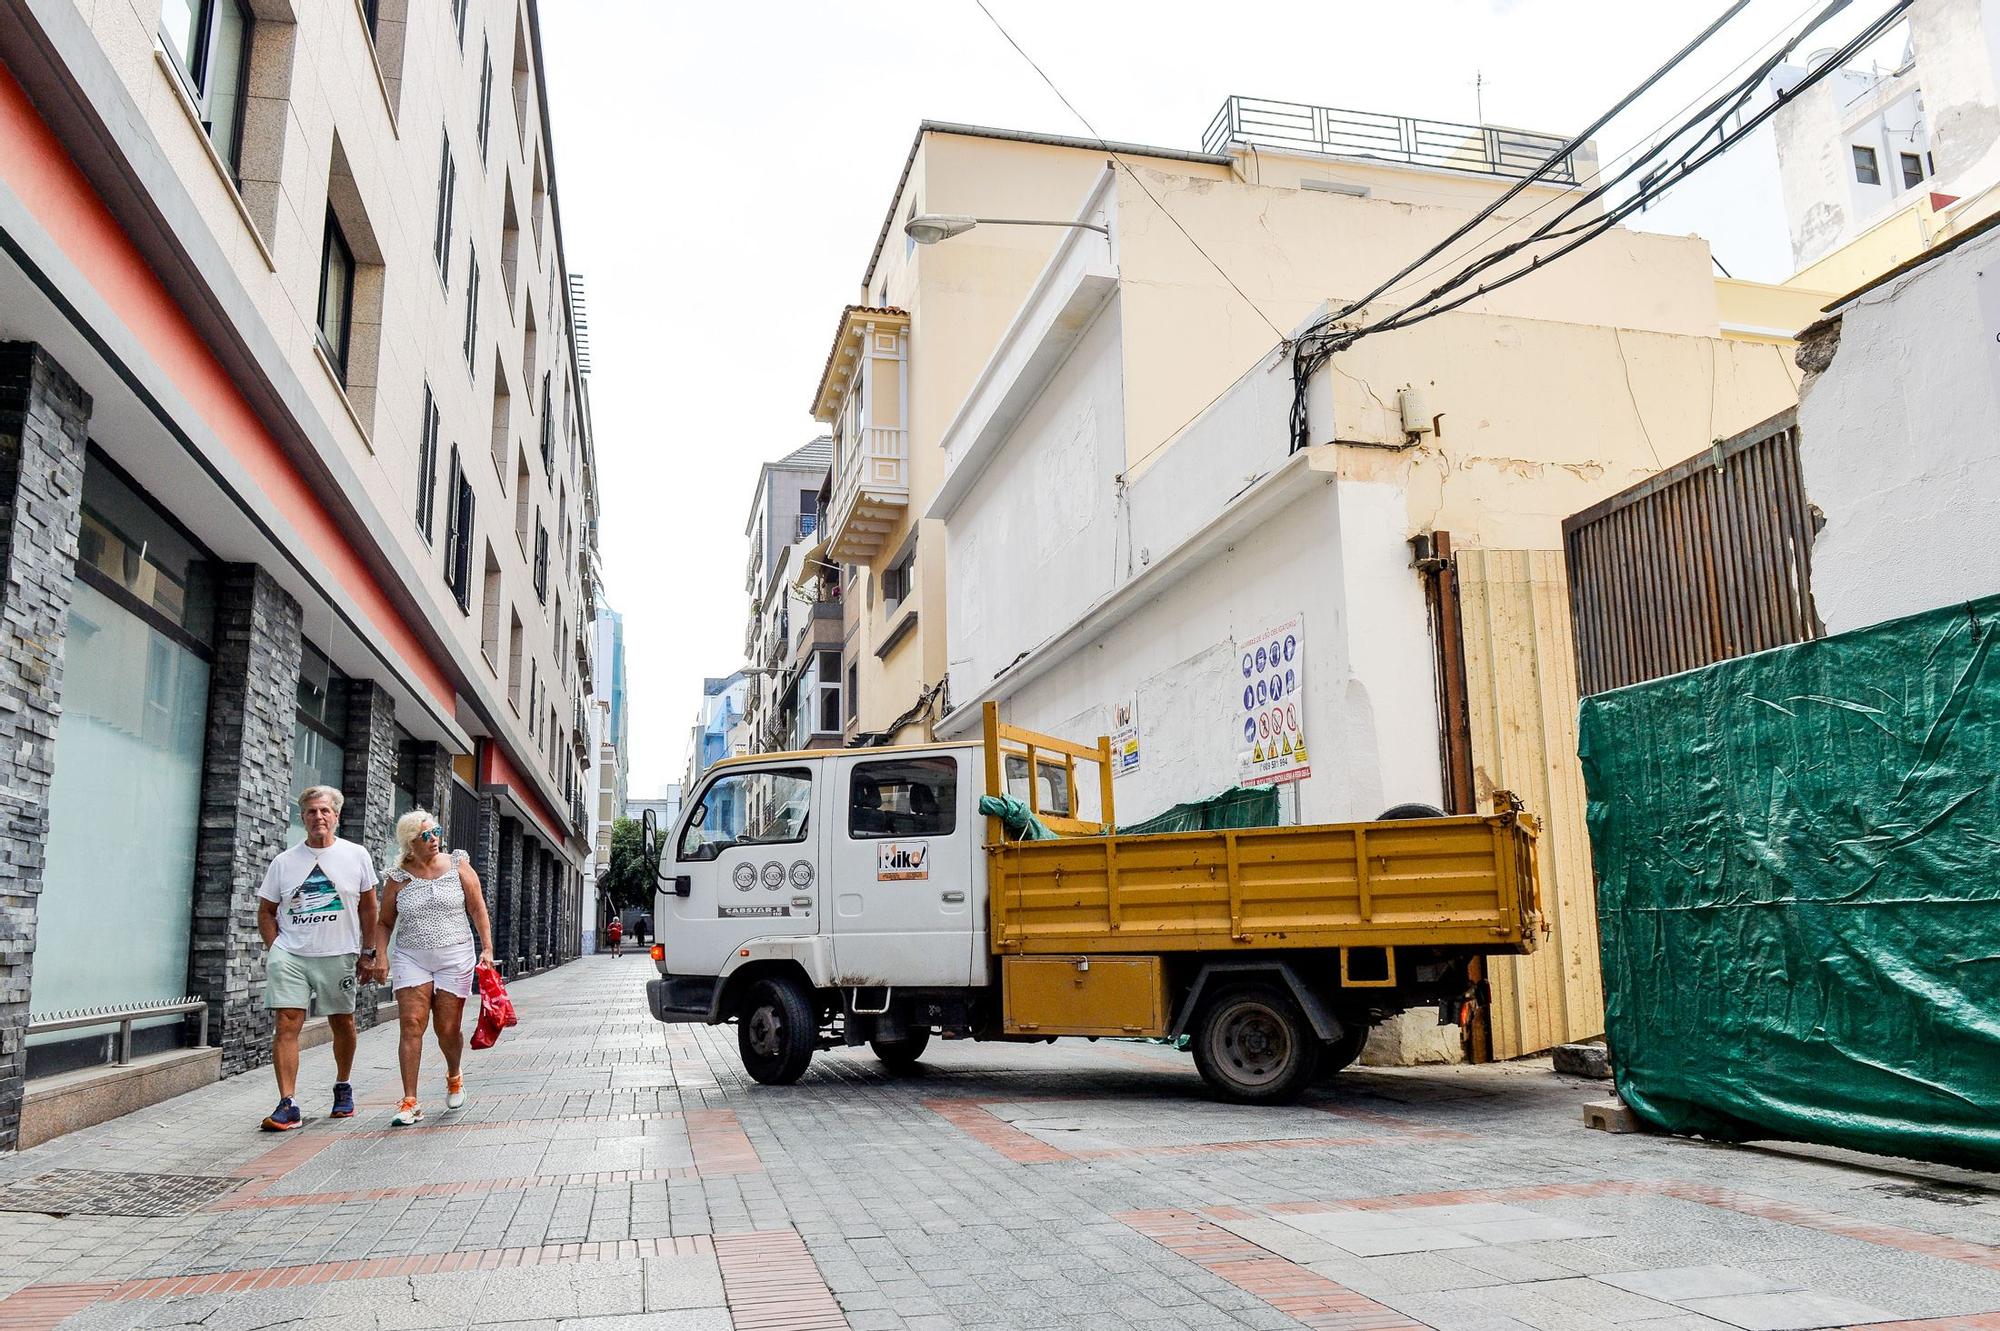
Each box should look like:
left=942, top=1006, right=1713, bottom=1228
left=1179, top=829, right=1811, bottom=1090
left=390, top=941, right=476, bottom=999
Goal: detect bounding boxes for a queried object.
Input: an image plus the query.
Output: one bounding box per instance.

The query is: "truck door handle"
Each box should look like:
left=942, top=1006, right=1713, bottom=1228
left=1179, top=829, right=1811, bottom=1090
left=941, top=890, right=966, bottom=903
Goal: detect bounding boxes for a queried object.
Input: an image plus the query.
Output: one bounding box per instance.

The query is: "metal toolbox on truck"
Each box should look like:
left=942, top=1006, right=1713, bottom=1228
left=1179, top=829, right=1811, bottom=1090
left=1001, top=955, right=1169, bottom=1037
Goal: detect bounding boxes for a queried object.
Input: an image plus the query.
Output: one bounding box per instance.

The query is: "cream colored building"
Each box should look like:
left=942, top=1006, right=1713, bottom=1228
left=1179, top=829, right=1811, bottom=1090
left=0, top=0, right=597, bottom=1137
left=890, top=103, right=1799, bottom=1060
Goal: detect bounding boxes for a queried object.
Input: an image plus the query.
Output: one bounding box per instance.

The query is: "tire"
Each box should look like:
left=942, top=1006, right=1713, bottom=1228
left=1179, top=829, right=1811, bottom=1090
left=869, top=1028, right=931, bottom=1070
left=1191, top=983, right=1319, bottom=1104
left=737, top=975, right=817, bottom=1085
left=1314, top=1022, right=1370, bottom=1081
left=1376, top=802, right=1447, bottom=820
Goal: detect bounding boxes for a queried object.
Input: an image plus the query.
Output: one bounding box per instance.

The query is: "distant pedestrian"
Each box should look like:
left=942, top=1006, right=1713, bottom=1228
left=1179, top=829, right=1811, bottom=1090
left=634, top=914, right=651, bottom=948
left=378, top=810, right=494, bottom=1125
left=607, top=916, right=623, bottom=955
left=257, top=787, right=381, bottom=1131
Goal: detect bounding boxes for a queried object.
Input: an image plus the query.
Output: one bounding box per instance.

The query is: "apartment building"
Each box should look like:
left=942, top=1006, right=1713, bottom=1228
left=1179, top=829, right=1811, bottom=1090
left=0, top=0, right=598, bottom=1148
left=742, top=437, right=842, bottom=754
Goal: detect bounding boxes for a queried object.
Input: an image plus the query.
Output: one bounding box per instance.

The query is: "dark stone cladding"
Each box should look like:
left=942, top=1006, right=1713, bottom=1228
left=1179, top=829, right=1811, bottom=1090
left=0, top=343, right=90, bottom=1153
left=189, top=564, right=303, bottom=1075
left=339, top=680, right=397, bottom=1030
left=496, top=817, right=522, bottom=976
left=410, top=743, right=452, bottom=826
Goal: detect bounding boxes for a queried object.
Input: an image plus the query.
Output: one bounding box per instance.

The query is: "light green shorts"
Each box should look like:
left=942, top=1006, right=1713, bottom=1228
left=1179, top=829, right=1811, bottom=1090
left=265, top=946, right=359, bottom=1015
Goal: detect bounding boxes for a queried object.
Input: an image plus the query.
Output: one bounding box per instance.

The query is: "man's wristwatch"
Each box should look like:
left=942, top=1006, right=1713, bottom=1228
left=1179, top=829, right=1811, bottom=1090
left=360, top=948, right=378, bottom=960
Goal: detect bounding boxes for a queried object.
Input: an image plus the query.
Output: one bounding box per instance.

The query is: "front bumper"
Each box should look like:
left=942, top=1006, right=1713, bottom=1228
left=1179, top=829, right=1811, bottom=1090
left=646, top=974, right=722, bottom=1024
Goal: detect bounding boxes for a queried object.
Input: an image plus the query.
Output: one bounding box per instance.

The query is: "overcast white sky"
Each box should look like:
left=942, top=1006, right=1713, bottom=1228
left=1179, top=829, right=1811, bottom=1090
left=538, top=0, right=1878, bottom=797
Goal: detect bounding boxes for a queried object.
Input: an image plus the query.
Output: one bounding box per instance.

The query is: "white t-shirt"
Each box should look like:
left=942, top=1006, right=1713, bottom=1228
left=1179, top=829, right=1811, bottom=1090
left=258, top=838, right=379, bottom=957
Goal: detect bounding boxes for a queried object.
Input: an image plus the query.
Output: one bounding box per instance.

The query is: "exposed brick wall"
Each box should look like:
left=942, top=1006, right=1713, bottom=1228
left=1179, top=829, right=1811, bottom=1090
left=0, top=344, right=90, bottom=1152
left=189, top=564, right=303, bottom=1076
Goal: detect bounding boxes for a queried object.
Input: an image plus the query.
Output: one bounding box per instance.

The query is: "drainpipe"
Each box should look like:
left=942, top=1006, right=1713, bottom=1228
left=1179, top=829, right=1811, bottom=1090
left=1412, top=529, right=1490, bottom=1064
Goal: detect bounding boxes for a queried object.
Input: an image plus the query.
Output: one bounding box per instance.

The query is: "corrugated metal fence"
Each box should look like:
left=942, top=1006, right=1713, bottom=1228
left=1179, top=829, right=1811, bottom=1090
left=1561, top=409, right=1822, bottom=696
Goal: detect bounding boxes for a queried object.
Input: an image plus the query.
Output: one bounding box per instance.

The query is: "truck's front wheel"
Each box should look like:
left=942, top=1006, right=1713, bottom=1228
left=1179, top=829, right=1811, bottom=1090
left=1192, top=984, right=1318, bottom=1104
left=738, top=976, right=816, bottom=1085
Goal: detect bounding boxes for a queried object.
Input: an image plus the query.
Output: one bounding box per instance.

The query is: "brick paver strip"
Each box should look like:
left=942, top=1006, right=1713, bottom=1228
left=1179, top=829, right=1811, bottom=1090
left=0, top=1236, right=720, bottom=1330
left=922, top=1095, right=1427, bottom=1164
left=713, top=1229, right=848, bottom=1330
left=1121, top=1208, right=1430, bottom=1331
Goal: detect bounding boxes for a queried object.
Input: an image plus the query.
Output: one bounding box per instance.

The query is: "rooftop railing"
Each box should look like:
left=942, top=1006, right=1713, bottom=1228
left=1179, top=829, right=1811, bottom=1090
left=1202, top=96, right=1577, bottom=184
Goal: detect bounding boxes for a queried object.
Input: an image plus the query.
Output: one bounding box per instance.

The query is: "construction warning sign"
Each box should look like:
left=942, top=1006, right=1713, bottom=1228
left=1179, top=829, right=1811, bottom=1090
left=1236, top=616, right=1310, bottom=787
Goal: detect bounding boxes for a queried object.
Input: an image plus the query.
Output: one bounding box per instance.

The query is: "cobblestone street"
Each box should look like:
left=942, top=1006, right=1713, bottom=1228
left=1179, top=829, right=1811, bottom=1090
left=1, top=955, right=1995, bottom=1331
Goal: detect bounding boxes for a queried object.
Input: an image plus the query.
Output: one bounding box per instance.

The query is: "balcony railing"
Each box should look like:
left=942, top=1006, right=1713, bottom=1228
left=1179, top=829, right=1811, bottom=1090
left=1202, top=96, right=1577, bottom=184
left=797, top=511, right=819, bottom=540
left=825, top=425, right=909, bottom=563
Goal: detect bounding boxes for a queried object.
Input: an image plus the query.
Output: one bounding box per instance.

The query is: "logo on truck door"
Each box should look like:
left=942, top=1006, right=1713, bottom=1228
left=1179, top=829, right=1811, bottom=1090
left=877, top=841, right=930, bottom=881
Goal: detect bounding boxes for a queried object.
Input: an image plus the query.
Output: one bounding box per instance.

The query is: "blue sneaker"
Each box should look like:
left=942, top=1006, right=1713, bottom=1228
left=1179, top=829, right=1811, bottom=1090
left=261, top=1097, right=302, bottom=1132
left=330, top=1082, right=355, bottom=1119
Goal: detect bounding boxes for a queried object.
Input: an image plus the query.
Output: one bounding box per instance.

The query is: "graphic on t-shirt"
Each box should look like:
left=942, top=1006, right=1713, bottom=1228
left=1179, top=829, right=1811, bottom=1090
left=289, top=866, right=346, bottom=925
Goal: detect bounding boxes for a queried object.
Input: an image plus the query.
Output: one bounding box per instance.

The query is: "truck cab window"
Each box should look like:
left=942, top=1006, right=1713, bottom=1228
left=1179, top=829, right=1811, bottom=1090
left=848, top=757, right=957, bottom=838
left=1004, top=754, right=1072, bottom=817
left=678, top=767, right=812, bottom=862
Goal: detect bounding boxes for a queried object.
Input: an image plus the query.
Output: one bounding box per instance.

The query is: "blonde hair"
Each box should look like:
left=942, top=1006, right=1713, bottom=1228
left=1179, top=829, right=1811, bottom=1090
left=299, top=785, right=344, bottom=815
left=393, top=808, right=442, bottom=865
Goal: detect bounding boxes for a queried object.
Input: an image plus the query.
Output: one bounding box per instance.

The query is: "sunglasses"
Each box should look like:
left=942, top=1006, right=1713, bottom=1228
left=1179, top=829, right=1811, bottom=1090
left=418, top=827, right=445, bottom=843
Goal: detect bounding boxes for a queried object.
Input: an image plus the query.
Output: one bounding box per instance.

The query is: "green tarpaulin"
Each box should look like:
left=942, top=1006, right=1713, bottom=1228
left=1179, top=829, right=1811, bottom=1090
left=1578, top=593, right=2000, bottom=1169
left=977, top=787, right=1282, bottom=842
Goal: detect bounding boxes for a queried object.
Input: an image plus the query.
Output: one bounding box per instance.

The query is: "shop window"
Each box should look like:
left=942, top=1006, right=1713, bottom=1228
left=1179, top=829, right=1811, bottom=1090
left=849, top=757, right=956, bottom=839
left=1852, top=144, right=1880, bottom=185
left=678, top=767, right=812, bottom=862
left=37, top=454, right=214, bottom=1072
left=290, top=642, right=349, bottom=845
left=160, top=0, right=250, bottom=180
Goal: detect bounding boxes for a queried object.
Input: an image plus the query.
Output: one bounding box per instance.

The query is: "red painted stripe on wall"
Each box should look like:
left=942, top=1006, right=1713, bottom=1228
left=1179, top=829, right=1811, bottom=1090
left=0, top=60, right=454, bottom=709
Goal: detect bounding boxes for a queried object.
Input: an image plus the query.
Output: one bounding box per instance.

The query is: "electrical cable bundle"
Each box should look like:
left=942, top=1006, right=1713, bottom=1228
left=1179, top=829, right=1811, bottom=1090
left=1287, top=0, right=1913, bottom=452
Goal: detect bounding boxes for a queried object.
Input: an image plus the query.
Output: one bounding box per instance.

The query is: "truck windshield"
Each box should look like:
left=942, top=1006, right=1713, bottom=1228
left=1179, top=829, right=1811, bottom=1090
left=678, top=766, right=813, bottom=862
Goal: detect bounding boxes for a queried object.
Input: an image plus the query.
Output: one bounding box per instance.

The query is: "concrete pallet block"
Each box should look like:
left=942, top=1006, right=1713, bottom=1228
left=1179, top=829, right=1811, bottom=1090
left=1583, top=1096, right=1647, bottom=1134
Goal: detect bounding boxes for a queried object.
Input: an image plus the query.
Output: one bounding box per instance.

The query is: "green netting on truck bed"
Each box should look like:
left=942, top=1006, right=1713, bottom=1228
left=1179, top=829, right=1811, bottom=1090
left=1118, top=786, right=1280, bottom=835
left=977, top=786, right=1280, bottom=841
left=1577, top=593, right=2000, bottom=1169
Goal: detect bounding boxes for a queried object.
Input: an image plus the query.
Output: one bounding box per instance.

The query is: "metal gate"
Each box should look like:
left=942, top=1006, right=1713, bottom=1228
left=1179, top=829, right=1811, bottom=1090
left=1562, top=409, right=1822, bottom=696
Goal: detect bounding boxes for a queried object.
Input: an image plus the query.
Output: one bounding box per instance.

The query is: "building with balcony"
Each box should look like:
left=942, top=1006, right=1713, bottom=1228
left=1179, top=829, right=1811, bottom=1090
left=917, top=98, right=1799, bottom=1064
left=0, top=0, right=599, bottom=1147
left=742, top=437, right=843, bottom=754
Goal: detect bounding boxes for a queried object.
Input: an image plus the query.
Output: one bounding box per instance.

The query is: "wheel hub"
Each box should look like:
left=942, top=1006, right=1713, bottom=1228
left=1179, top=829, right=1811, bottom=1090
left=746, top=1005, right=784, bottom=1057
left=1215, top=1003, right=1291, bottom=1086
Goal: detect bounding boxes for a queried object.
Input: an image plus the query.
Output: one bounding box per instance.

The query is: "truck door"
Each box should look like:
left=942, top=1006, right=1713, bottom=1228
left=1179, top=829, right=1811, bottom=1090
left=829, top=753, right=975, bottom=988
left=660, top=762, right=822, bottom=978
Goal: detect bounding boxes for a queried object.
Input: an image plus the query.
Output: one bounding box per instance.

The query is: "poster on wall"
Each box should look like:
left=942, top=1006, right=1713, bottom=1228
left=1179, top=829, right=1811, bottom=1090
left=1236, top=616, right=1310, bottom=787
left=1110, top=696, right=1141, bottom=779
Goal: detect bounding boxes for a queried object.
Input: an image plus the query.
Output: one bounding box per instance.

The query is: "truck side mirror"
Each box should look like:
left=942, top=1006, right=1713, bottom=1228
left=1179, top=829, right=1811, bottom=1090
left=640, top=808, right=660, bottom=877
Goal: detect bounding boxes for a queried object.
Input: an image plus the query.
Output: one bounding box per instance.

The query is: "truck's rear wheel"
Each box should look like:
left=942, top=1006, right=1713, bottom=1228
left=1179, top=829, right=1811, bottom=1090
left=869, top=1029, right=930, bottom=1070
left=738, top=976, right=816, bottom=1085
left=1376, top=802, right=1446, bottom=820
left=1192, top=983, right=1318, bottom=1104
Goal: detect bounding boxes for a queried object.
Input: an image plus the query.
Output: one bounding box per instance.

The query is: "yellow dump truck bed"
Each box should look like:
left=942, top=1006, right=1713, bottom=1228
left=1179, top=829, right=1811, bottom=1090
left=986, top=812, right=1541, bottom=955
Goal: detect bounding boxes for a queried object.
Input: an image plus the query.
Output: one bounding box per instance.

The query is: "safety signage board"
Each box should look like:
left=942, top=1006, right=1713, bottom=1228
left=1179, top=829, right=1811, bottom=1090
left=1236, top=616, right=1310, bottom=787
left=1110, top=695, right=1141, bottom=779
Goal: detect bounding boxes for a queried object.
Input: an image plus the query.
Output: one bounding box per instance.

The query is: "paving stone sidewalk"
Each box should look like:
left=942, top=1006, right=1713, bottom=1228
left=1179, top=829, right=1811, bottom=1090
left=0, top=954, right=1996, bottom=1330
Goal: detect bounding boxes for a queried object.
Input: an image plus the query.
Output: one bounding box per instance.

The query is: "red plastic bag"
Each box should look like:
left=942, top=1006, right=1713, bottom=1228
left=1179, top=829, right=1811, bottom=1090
left=471, top=963, right=518, bottom=1050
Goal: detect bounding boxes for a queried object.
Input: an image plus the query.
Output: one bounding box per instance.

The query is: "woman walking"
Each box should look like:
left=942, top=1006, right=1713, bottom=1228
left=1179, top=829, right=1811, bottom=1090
left=378, top=810, right=494, bottom=1125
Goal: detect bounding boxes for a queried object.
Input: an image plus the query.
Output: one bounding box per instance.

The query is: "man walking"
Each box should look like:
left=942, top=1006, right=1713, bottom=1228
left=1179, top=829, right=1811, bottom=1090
left=256, top=786, right=383, bottom=1130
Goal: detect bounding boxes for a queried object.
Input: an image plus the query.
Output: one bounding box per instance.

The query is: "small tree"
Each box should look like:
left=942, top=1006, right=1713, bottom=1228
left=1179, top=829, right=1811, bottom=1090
left=600, top=817, right=654, bottom=917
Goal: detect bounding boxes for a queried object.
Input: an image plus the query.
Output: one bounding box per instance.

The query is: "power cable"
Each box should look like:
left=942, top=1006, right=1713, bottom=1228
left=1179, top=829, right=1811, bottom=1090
left=969, top=0, right=1289, bottom=344
left=1287, top=0, right=1910, bottom=450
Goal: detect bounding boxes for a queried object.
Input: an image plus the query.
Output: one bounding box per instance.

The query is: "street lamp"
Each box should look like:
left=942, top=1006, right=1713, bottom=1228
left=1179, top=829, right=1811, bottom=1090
left=904, top=213, right=1109, bottom=245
